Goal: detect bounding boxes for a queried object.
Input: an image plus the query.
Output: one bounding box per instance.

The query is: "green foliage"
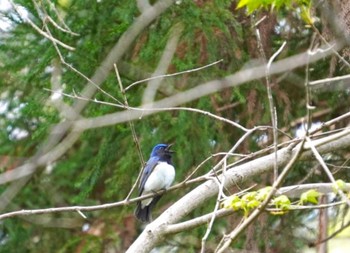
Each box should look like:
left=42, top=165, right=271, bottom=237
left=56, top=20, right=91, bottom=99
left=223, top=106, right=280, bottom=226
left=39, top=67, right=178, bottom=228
left=237, top=0, right=314, bottom=24
left=333, top=179, right=347, bottom=193
left=0, top=0, right=349, bottom=252
left=272, top=195, right=291, bottom=210
left=299, top=189, right=320, bottom=205
left=222, top=187, right=335, bottom=217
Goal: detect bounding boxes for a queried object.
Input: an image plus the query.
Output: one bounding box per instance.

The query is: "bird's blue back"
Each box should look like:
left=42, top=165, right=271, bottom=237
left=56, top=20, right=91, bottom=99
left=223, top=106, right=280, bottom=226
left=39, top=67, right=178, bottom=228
left=139, top=144, right=171, bottom=194
left=135, top=143, right=175, bottom=222
left=139, top=156, right=160, bottom=194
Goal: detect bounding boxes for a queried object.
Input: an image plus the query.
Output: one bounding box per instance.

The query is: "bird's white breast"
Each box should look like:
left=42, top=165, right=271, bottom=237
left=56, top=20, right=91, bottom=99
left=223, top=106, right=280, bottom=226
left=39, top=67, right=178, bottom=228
left=143, top=162, right=175, bottom=193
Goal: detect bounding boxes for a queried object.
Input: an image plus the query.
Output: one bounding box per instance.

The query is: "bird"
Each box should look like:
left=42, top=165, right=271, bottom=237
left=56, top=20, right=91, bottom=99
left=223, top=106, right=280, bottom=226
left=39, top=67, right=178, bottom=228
left=135, top=143, right=175, bottom=223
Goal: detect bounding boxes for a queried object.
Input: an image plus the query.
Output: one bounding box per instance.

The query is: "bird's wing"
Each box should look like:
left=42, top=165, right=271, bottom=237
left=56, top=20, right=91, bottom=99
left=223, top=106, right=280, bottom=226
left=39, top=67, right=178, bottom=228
left=139, top=156, right=159, bottom=195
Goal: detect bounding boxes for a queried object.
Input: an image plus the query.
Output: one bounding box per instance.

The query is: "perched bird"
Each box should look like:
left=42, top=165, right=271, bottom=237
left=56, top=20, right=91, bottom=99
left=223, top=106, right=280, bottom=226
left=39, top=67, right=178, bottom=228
left=135, top=144, right=175, bottom=223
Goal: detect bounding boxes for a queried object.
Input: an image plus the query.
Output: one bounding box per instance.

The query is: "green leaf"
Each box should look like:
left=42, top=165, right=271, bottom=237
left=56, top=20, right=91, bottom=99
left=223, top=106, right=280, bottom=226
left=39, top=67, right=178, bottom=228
left=232, top=200, right=247, bottom=211
left=273, top=195, right=291, bottom=210
left=247, top=199, right=261, bottom=209
left=222, top=195, right=241, bottom=209
left=300, top=5, right=314, bottom=25
left=236, top=0, right=250, bottom=9
left=333, top=179, right=347, bottom=193
left=241, top=191, right=257, bottom=202
left=236, top=0, right=261, bottom=14
left=299, top=189, right=320, bottom=205
left=256, top=186, right=272, bottom=201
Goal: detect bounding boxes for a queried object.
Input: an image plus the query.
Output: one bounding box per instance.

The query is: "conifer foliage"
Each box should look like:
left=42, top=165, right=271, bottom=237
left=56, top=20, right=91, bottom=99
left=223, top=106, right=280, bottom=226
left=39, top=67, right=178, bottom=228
left=0, top=0, right=350, bottom=252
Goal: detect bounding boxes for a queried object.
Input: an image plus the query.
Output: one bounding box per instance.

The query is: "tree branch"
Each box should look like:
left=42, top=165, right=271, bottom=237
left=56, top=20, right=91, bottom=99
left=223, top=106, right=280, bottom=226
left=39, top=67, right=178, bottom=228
left=72, top=41, right=343, bottom=131
left=126, top=127, right=350, bottom=253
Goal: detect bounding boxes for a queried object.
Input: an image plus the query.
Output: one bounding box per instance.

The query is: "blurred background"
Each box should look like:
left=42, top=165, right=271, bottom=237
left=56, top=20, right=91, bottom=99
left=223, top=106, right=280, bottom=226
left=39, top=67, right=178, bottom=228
left=0, top=0, right=350, bottom=252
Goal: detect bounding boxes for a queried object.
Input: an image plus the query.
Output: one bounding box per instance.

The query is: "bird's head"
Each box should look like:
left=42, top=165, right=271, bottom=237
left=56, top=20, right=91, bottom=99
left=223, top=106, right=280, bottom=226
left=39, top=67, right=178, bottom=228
left=150, top=143, right=174, bottom=158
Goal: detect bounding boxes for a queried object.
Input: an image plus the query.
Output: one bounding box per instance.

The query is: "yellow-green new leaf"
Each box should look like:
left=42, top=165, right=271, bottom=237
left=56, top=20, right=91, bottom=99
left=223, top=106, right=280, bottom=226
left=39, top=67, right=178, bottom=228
left=237, top=0, right=262, bottom=14
left=256, top=186, right=273, bottom=201
left=232, top=200, right=246, bottom=211
left=273, top=195, right=291, bottom=210
left=241, top=191, right=257, bottom=202
left=247, top=199, right=261, bottom=209
left=333, top=179, right=347, bottom=193
left=222, top=195, right=240, bottom=209
left=236, top=0, right=250, bottom=9
left=300, top=189, right=320, bottom=205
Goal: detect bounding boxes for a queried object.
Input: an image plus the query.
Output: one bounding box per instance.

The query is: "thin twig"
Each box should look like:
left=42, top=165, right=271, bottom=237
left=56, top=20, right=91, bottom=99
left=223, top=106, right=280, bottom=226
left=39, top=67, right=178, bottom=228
left=216, top=138, right=305, bottom=253
left=304, top=35, right=318, bottom=135
left=256, top=25, right=286, bottom=181
left=201, top=158, right=227, bottom=253
left=165, top=199, right=347, bottom=235
left=309, top=73, right=350, bottom=86
left=30, top=0, right=124, bottom=106
left=9, top=0, right=75, bottom=50
left=312, top=25, right=350, bottom=68
left=310, top=218, right=350, bottom=246
left=45, top=15, right=79, bottom=36
left=207, top=128, right=259, bottom=177
left=44, top=88, right=249, bottom=131
left=35, top=0, right=79, bottom=36
left=44, top=0, right=78, bottom=34
left=182, top=152, right=247, bottom=183
left=305, top=136, right=350, bottom=208
left=114, top=64, right=145, bottom=200
left=125, top=59, right=224, bottom=91
left=0, top=186, right=181, bottom=221
left=200, top=128, right=262, bottom=251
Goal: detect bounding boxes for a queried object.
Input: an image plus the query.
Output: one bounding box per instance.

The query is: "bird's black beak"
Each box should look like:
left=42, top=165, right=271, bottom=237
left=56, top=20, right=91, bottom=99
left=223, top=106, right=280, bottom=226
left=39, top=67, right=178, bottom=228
left=166, top=143, right=175, bottom=153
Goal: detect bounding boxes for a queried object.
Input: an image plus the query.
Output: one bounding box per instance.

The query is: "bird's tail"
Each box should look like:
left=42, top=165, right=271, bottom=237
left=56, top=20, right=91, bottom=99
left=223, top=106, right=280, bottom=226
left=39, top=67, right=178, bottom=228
left=134, top=195, right=162, bottom=223
left=135, top=202, right=152, bottom=223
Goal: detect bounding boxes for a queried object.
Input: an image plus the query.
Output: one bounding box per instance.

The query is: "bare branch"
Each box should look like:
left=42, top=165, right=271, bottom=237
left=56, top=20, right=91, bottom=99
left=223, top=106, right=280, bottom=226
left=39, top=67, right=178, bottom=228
left=9, top=0, right=75, bottom=50
left=74, top=0, right=177, bottom=113
left=0, top=130, right=81, bottom=184
left=200, top=158, right=227, bottom=253
left=73, top=41, right=340, bottom=131
left=44, top=88, right=249, bottom=131
left=125, top=59, right=224, bottom=91
left=165, top=198, right=347, bottom=235
left=126, top=128, right=350, bottom=253
left=137, top=0, right=151, bottom=12
left=305, top=136, right=350, bottom=208
left=114, top=64, right=145, bottom=200
left=309, top=73, right=350, bottom=86
left=256, top=24, right=287, bottom=181
left=44, top=15, right=79, bottom=36
left=0, top=0, right=177, bottom=192
left=142, top=22, right=183, bottom=105
left=43, top=0, right=78, bottom=34
left=215, top=137, right=305, bottom=253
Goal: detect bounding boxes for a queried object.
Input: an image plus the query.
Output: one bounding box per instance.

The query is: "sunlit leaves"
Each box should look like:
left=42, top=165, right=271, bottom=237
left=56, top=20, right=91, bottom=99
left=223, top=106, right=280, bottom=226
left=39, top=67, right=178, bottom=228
left=272, top=195, right=291, bottom=209
left=222, top=193, right=255, bottom=216
left=221, top=186, right=343, bottom=217
left=333, top=179, right=347, bottom=193
left=299, top=189, right=320, bottom=205
left=256, top=186, right=272, bottom=201
left=222, top=188, right=270, bottom=216
left=236, top=0, right=314, bottom=24
left=222, top=195, right=239, bottom=209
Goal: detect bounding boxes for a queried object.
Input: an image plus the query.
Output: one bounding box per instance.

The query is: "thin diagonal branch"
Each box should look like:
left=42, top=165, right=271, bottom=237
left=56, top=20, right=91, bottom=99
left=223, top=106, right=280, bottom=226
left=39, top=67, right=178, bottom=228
left=9, top=0, right=75, bottom=50
left=215, top=138, right=305, bottom=253
left=305, top=136, right=350, bottom=207
left=114, top=64, right=145, bottom=200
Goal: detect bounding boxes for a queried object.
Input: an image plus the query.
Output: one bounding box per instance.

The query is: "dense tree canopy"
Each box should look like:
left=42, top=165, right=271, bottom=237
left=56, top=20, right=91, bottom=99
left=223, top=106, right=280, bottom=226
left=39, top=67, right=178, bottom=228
left=0, top=0, right=350, bottom=252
